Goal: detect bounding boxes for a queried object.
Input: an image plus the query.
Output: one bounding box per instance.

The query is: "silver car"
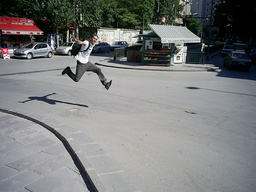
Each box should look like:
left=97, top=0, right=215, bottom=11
left=14, top=42, right=53, bottom=59
left=55, top=42, right=74, bottom=56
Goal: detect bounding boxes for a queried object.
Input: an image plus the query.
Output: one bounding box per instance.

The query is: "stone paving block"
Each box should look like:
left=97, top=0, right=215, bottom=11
left=0, top=111, right=139, bottom=192
left=0, top=147, right=30, bottom=167
left=98, top=172, right=140, bottom=192
left=86, top=155, right=122, bottom=175
left=42, top=143, right=65, bottom=155
left=68, top=132, right=95, bottom=146
left=74, top=143, right=107, bottom=157
left=0, top=114, right=13, bottom=122
left=52, top=178, right=89, bottom=192
left=86, top=169, right=107, bottom=192
left=0, top=140, right=22, bottom=155
left=0, top=165, right=19, bottom=182
left=53, top=124, right=75, bottom=135
left=24, top=137, right=56, bottom=152
left=0, top=134, right=12, bottom=146
left=42, top=118, right=63, bottom=127
left=0, top=124, right=16, bottom=135
left=29, top=155, right=68, bottom=175
left=0, top=170, right=42, bottom=192
left=7, top=151, right=53, bottom=171
left=25, top=167, right=80, bottom=192
left=75, top=151, right=94, bottom=170
left=9, top=119, right=35, bottom=130
left=3, top=117, right=33, bottom=130
left=7, top=126, right=38, bottom=140
left=14, top=131, right=47, bottom=145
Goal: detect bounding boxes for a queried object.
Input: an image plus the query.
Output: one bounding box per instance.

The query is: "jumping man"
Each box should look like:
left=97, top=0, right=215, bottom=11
left=62, top=34, right=112, bottom=90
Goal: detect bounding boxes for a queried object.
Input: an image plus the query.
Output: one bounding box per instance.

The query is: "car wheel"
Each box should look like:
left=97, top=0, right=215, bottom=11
left=67, top=51, right=71, bottom=56
left=47, top=52, right=53, bottom=58
left=27, top=53, right=33, bottom=59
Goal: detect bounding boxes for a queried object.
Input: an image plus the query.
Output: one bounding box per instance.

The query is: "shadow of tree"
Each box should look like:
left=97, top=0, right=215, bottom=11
left=19, top=93, right=88, bottom=108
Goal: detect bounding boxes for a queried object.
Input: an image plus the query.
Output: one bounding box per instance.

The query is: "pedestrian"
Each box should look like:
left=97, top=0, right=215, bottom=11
left=62, top=34, right=112, bottom=90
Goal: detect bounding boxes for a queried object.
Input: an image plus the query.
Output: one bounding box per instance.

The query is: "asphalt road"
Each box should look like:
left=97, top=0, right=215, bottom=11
left=1, top=53, right=256, bottom=192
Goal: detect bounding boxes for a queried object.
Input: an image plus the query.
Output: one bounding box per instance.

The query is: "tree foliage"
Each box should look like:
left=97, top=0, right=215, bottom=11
left=214, top=0, right=256, bottom=41
left=184, top=18, right=202, bottom=36
left=152, top=0, right=183, bottom=25
left=0, top=0, right=183, bottom=30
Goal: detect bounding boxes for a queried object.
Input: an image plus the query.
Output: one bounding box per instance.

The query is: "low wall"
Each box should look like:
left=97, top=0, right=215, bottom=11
left=97, top=27, right=140, bottom=46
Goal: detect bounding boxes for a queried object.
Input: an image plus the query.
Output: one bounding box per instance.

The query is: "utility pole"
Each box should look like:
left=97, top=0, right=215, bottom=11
left=206, top=0, right=214, bottom=61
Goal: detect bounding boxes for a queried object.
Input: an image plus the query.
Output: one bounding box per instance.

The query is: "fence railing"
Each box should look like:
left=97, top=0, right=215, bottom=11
left=186, top=52, right=205, bottom=64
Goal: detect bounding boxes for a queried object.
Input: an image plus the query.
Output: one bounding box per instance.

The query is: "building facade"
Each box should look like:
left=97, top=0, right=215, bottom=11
left=191, top=0, right=221, bottom=38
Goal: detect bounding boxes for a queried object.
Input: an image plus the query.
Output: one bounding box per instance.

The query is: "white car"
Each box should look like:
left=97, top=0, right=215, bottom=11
left=110, top=41, right=128, bottom=50
left=55, top=42, right=74, bottom=56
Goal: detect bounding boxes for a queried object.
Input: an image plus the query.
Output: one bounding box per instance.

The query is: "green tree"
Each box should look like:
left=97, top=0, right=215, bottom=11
left=100, top=0, right=118, bottom=28
left=183, top=18, right=202, bottom=36
left=100, top=0, right=154, bottom=30
left=74, top=0, right=102, bottom=28
left=152, top=0, right=183, bottom=25
left=215, top=0, right=256, bottom=41
left=133, top=0, right=155, bottom=30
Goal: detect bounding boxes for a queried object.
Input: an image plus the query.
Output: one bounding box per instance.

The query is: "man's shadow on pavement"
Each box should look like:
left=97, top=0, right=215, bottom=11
left=18, top=93, right=88, bottom=108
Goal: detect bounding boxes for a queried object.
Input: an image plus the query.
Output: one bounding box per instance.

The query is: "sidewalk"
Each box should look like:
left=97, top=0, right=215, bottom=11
left=0, top=108, right=139, bottom=192
left=96, top=57, right=220, bottom=72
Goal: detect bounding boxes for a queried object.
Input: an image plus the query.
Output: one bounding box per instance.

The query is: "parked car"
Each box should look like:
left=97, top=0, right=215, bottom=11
left=55, top=42, right=74, bottom=56
left=14, top=42, right=53, bottom=59
left=111, top=41, right=128, bottom=50
left=221, top=44, right=235, bottom=56
left=224, top=51, right=251, bottom=71
left=250, top=49, right=256, bottom=63
left=92, top=42, right=110, bottom=53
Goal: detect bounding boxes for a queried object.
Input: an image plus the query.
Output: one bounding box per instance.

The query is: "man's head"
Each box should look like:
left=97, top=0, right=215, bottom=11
left=90, top=34, right=98, bottom=45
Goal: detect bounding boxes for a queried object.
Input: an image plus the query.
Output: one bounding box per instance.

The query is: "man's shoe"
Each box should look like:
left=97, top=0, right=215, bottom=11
left=105, top=80, right=112, bottom=90
left=62, top=67, right=70, bottom=75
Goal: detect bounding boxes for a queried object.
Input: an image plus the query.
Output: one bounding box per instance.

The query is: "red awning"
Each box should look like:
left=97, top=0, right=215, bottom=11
left=0, top=24, right=43, bottom=35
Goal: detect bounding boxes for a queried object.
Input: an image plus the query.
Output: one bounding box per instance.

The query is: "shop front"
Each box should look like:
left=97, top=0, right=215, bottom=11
left=141, top=24, right=200, bottom=66
left=0, top=17, right=44, bottom=55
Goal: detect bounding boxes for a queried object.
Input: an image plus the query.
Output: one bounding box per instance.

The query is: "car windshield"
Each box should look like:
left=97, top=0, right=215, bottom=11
left=232, top=52, right=248, bottom=59
left=23, top=43, right=35, bottom=48
left=62, top=42, right=73, bottom=46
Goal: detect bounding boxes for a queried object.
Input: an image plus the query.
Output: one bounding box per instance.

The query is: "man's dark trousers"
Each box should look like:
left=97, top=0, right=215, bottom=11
left=65, top=60, right=107, bottom=83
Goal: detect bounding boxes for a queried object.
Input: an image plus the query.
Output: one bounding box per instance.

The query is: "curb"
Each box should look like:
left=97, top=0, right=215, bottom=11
left=0, top=108, right=140, bottom=192
left=95, top=61, right=220, bottom=72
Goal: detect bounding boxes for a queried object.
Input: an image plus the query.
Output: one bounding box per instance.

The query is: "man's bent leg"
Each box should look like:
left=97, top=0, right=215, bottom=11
left=62, top=61, right=87, bottom=82
left=85, top=61, right=107, bottom=83
left=85, top=61, right=112, bottom=90
left=74, top=61, right=87, bottom=82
